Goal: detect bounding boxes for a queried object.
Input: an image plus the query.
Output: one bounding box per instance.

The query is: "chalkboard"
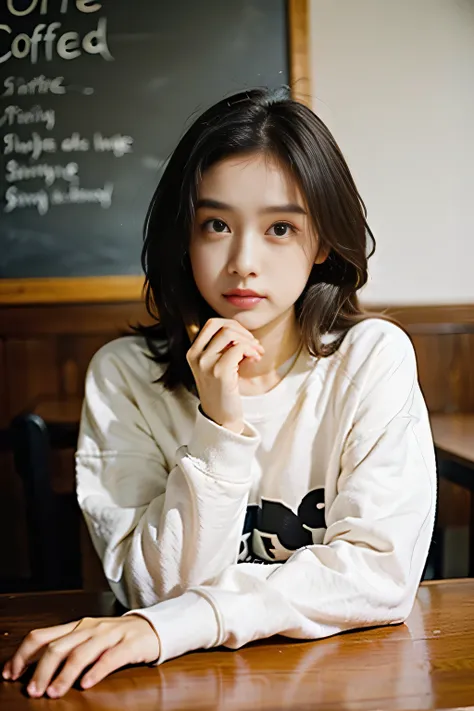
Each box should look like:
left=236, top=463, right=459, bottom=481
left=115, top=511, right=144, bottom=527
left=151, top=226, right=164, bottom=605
left=0, top=0, right=290, bottom=279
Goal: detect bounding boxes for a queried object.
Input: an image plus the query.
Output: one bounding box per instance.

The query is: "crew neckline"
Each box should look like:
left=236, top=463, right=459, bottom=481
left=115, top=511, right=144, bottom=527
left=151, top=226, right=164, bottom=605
left=241, top=344, right=317, bottom=420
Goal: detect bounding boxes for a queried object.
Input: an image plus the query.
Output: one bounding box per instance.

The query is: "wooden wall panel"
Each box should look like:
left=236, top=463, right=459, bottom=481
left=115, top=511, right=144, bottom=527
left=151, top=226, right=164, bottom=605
left=4, top=339, right=59, bottom=417
left=0, top=302, right=152, bottom=423
left=410, top=332, right=474, bottom=414
left=378, top=303, right=474, bottom=325
left=437, top=478, right=471, bottom=529
left=373, top=304, right=474, bottom=534
left=0, top=452, right=29, bottom=582
left=0, top=300, right=473, bottom=588
left=371, top=304, right=474, bottom=414
left=0, top=340, right=7, bottom=429
left=0, top=302, right=149, bottom=337
left=55, top=334, right=117, bottom=404
left=0, top=336, right=29, bottom=582
left=0, top=301, right=153, bottom=588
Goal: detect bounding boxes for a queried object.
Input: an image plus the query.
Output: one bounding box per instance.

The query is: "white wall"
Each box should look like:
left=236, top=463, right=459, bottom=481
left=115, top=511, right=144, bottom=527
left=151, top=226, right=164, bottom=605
left=309, top=0, right=474, bottom=305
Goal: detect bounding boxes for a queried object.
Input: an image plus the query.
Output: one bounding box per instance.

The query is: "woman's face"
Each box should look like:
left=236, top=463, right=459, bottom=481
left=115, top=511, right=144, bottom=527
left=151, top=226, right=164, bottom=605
left=189, top=151, right=325, bottom=333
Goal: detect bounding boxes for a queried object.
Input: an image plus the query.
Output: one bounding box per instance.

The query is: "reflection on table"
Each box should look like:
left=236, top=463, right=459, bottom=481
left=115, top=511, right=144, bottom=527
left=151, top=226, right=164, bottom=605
left=1, top=580, right=474, bottom=710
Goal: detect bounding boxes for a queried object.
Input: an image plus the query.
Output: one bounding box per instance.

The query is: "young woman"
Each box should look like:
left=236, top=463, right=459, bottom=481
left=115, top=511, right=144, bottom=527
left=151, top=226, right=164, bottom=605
left=3, top=87, right=436, bottom=698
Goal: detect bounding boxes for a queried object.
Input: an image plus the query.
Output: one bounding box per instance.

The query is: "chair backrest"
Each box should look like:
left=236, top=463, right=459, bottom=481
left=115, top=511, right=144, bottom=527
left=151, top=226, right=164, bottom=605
left=404, top=323, right=474, bottom=414
left=10, top=413, right=82, bottom=591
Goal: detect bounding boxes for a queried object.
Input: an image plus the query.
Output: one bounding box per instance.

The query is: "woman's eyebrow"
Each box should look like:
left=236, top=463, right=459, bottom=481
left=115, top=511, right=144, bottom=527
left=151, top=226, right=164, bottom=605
left=196, top=198, right=307, bottom=215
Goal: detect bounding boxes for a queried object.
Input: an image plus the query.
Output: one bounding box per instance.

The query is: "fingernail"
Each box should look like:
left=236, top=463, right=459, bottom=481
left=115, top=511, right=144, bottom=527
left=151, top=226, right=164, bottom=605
left=27, top=682, right=37, bottom=696
left=11, top=666, right=21, bottom=681
left=47, top=685, right=60, bottom=698
left=2, top=668, right=10, bottom=680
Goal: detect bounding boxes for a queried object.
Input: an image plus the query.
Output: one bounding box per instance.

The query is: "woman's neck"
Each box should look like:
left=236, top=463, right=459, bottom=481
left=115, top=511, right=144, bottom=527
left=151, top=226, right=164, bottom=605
left=238, top=311, right=302, bottom=393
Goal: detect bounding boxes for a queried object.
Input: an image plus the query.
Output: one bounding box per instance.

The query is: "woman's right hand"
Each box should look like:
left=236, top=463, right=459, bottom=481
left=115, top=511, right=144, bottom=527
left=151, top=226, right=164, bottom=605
left=186, top=318, right=265, bottom=434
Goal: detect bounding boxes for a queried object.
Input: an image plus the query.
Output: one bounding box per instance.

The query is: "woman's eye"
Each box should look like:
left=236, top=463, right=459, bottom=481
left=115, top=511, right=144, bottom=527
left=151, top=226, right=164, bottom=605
left=201, top=219, right=229, bottom=233
left=268, top=222, right=295, bottom=238
left=200, top=219, right=295, bottom=238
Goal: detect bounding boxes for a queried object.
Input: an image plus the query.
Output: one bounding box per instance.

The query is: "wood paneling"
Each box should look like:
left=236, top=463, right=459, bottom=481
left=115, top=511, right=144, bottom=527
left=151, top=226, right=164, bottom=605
left=0, top=340, right=7, bottom=429
left=0, top=301, right=152, bottom=589
left=0, top=276, right=145, bottom=306
left=0, top=302, right=149, bottom=337
left=0, top=300, right=473, bottom=588
left=0, top=451, right=29, bottom=582
left=374, top=304, right=474, bottom=530
left=374, top=303, right=474, bottom=325
left=369, top=304, right=474, bottom=414
left=0, top=335, right=29, bottom=582
left=5, top=339, right=59, bottom=417
left=375, top=304, right=474, bottom=531
left=410, top=332, right=474, bottom=414
left=0, top=302, right=152, bottom=423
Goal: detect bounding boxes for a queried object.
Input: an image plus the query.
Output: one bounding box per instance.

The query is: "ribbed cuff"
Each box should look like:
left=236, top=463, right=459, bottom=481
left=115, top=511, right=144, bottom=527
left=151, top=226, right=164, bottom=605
left=184, top=406, right=261, bottom=481
left=123, top=591, right=220, bottom=665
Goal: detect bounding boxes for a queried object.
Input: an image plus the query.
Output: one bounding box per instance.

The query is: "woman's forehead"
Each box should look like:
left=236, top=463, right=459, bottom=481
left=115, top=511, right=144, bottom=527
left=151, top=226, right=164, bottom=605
left=197, top=153, right=305, bottom=207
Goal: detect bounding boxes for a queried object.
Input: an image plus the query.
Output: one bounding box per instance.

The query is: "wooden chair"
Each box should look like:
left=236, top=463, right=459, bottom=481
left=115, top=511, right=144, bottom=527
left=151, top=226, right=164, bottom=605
left=9, top=408, right=82, bottom=592
left=404, top=321, right=474, bottom=578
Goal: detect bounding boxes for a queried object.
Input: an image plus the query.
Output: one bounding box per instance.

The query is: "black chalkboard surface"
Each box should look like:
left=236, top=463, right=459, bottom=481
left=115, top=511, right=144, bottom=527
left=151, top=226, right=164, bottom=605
left=0, top=0, right=289, bottom=278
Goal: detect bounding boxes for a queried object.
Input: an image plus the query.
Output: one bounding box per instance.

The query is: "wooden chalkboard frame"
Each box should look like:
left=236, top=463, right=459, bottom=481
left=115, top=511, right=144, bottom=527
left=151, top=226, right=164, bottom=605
left=0, top=0, right=310, bottom=305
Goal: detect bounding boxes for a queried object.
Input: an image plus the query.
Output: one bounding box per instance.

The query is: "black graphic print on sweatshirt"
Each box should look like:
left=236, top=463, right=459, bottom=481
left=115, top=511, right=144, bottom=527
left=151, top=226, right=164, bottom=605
left=238, top=487, right=326, bottom=564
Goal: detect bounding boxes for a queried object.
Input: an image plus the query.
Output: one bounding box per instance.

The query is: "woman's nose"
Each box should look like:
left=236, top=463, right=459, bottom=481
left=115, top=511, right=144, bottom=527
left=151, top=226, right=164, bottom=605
left=227, top=235, right=260, bottom=277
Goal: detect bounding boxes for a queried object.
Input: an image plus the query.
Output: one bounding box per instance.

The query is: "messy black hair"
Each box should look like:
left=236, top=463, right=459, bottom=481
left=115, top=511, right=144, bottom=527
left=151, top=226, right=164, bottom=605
left=134, top=86, right=379, bottom=393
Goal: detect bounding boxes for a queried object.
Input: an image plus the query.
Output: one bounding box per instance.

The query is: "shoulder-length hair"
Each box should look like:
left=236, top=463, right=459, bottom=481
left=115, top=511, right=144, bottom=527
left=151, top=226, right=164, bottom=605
left=134, top=86, right=380, bottom=394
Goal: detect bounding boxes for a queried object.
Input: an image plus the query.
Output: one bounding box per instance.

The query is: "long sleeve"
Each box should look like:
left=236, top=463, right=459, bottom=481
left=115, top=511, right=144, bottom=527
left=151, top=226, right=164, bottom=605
left=128, top=327, right=437, bottom=664
left=75, top=340, right=261, bottom=614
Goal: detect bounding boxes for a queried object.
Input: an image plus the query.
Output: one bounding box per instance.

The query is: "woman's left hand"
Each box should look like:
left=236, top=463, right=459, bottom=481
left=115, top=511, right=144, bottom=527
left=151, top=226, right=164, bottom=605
left=2, top=614, right=160, bottom=698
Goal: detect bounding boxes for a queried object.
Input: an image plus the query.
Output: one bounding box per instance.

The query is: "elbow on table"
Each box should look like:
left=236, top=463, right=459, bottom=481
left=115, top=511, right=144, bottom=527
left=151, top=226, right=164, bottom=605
left=364, top=570, right=422, bottom=629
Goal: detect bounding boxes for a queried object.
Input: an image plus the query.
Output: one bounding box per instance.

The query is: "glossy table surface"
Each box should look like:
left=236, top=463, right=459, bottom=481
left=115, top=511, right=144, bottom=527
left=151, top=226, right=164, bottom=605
left=431, top=413, right=474, bottom=469
left=1, top=580, right=474, bottom=710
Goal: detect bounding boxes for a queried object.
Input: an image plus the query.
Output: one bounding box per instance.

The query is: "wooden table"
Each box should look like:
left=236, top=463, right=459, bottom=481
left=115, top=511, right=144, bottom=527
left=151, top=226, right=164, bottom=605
left=1, top=581, right=474, bottom=710
left=431, top=413, right=474, bottom=470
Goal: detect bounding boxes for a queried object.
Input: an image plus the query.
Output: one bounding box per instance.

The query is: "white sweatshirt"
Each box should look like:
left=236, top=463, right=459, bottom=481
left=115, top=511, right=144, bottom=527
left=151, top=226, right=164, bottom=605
left=75, top=318, right=437, bottom=665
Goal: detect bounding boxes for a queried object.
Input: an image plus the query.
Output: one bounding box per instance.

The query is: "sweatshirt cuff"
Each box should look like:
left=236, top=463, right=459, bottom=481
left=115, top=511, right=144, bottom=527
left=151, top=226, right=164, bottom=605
left=123, top=591, right=219, bottom=665
left=185, top=406, right=261, bottom=480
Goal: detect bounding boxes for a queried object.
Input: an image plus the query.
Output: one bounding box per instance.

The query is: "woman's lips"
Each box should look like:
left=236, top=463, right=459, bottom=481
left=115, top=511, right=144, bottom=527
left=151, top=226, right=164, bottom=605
left=223, top=295, right=265, bottom=309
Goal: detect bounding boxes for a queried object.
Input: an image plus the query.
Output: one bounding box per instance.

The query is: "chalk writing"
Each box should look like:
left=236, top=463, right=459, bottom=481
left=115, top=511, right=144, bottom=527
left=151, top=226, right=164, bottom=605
left=0, top=2, right=113, bottom=65
left=3, top=131, right=57, bottom=159
left=93, top=132, right=133, bottom=157
left=4, top=187, right=49, bottom=215
left=4, top=181, right=114, bottom=214
left=61, top=132, right=90, bottom=151
left=3, top=130, right=134, bottom=157
left=51, top=182, right=113, bottom=207
left=6, top=159, right=79, bottom=186
left=1, top=75, right=66, bottom=96
left=0, top=4, right=132, bottom=226
left=0, top=105, right=55, bottom=130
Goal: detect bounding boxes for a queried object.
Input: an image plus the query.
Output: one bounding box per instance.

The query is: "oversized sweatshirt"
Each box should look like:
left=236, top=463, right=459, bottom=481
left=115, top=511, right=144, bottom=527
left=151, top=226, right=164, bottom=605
left=75, top=318, right=437, bottom=665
